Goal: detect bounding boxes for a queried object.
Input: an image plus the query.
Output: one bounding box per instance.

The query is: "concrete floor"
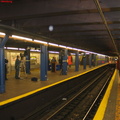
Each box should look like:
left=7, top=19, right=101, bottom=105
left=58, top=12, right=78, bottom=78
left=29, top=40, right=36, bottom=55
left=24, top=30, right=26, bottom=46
left=103, top=70, right=119, bottom=120
left=0, top=65, right=96, bottom=101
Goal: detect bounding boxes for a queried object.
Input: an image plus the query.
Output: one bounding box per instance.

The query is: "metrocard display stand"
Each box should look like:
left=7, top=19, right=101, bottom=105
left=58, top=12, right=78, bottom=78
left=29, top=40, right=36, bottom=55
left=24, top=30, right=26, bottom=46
left=48, top=64, right=61, bottom=71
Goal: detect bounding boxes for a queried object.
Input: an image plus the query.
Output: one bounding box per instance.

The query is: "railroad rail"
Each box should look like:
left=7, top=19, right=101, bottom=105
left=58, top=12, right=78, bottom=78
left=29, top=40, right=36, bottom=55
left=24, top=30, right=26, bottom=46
left=21, top=64, right=115, bottom=120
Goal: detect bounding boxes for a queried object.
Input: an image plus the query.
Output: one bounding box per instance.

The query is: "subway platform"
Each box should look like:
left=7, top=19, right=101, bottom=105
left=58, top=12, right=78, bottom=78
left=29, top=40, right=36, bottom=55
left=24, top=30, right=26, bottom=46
left=0, top=63, right=119, bottom=120
left=0, top=65, right=97, bottom=102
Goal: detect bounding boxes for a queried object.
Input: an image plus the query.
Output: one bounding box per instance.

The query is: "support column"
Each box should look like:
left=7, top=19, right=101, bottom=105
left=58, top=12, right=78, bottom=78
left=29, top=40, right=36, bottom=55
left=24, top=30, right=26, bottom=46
left=61, top=49, right=68, bottom=75
left=25, top=48, right=30, bottom=74
left=89, top=53, right=92, bottom=68
left=75, top=51, right=79, bottom=71
left=0, top=34, right=9, bottom=93
left=105, top=56, right=108, bottom=63
left=93, top=54, right=96, bottom=66
left=91, top=54, right=94, bottom=66
left=0, top=48, right=5, bottom=93
left=40, top=45, right=48, bottom=81
left=117, top=56, right=120, bottom=71
left=83, top=53, right=86, bottom=69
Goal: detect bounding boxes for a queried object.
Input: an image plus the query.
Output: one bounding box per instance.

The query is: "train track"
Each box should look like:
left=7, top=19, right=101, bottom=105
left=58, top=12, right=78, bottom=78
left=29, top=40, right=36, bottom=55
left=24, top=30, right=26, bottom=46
left=21, top=65, right=115, bottom=120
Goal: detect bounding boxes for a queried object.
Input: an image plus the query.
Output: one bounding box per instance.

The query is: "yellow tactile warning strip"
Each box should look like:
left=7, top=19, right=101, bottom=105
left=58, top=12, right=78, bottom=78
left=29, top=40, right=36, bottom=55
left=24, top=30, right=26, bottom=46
left=93, top=69, right=117, bottom=120
left=115, top=79, right=120, bottom=120
left=0, top=63, right=108, bottom=106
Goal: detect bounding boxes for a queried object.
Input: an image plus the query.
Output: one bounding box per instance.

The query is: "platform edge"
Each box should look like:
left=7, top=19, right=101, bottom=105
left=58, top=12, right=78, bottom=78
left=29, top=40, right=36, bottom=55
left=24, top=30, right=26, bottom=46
left=93, top=69, right=117, bottom=120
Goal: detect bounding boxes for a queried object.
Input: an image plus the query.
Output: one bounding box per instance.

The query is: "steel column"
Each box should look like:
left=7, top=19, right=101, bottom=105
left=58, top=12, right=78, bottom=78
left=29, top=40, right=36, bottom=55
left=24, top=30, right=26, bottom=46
left=89, top=53, right=92, bottom=68
left=40, top=45, right=48, bottom=81
left=26, top=48, right=30, bottom=74
left=0, top=34, right=9, bottom=93
left=93, top=54, right=96, bottom=66
left=75, top=51, right=79, bottom=71
left=83, top=53, right=86, bottom=69
left=61, top=49, right=68, bottom=75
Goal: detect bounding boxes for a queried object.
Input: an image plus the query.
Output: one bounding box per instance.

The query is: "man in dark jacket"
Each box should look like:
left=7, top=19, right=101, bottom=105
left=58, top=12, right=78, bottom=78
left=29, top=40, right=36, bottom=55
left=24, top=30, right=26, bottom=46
left=5, top=58, right=8, bottom=80
left=15, top=55, right=21, bottom=79
left=51, top=57, right=57, bottom=72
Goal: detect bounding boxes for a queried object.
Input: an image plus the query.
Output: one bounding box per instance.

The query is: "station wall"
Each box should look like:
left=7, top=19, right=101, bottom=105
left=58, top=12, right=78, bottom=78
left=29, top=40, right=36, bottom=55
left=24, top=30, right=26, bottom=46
left=5, top=50, right=61, bottom=73
left=4, top=49, right=112, bottom=73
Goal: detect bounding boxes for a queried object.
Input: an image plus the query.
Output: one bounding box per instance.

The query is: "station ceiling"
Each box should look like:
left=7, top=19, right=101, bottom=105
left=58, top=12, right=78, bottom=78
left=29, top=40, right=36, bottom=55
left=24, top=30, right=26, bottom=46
left=0, top=0, right=120, bottom=56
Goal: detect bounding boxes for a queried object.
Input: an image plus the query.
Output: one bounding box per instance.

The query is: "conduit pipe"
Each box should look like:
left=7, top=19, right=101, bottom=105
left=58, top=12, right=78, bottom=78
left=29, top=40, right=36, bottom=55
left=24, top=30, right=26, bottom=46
left=93, top=0, right=119, bottom=55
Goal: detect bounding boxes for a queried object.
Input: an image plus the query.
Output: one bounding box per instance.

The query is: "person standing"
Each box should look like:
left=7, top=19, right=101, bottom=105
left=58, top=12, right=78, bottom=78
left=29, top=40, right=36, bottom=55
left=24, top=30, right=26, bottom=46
left=51, top=57, right=57, bottom=72
left=15, top=55, right=21, bottom=79
left=5, top=58, right=8, bottom=80
left=68, top=55, right=73, bottom=68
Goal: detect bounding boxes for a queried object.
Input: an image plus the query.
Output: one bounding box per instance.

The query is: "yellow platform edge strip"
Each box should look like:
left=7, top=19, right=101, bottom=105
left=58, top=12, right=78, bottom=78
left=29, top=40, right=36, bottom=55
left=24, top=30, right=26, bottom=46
left=0, top=63, right=108, bottom=106
left=93, top=69, right=117, bottom=120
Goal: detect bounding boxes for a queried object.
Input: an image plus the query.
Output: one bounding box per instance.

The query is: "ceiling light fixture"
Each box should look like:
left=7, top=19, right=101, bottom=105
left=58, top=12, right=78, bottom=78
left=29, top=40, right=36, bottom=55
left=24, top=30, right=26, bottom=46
left=72, top=48, right=79, bottom=51
left=34, top=39, right=48, bottom=44
left=49, top=51, right=59, bottom=54
left=18, top=48, right=26, bottom=51
left=66, top=47, right=73, bottom=50
left=12, top=35, right=32, bottom=41
left=0, top=32, right=5, bottom=36
left=30, top=49, right=40, bottom=52
left=7, top=47, right=18, bottom=50
left=59, top=45, right=66, bottom=48
left=49, top=25, right=54, bottom=31
left=48, top=43, right=58, bottom=46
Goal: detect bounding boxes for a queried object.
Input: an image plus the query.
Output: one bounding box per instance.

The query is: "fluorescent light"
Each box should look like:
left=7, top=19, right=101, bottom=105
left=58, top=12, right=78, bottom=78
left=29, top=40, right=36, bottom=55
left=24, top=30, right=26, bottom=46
left=71, top=53, right=75, bottom=55
left=80, top=49, right=87, bottom=52
left=89, top=51, right=98, bottom=54
left=34, top=39, right=47, bottom=44
left=49, top=51, right=59, bottom=54
left=30, top=49, right=40, bottom=52
left=66, top=47, right=73, bottom=50
left=12, top=35, right=32, bottom=41
left=77, top=49, right=82, bottom=51
left=49, top=43, right=58, bottom=46
left=7, top=47, right=18, bottom=50
left=59, top=45, right=66, bottom=48
left=18, top=48, right=26, bottom=51
left=0, top=32, right=5, bottom=36
left=98, top=54, right=105, bottom=57
left=72, top=48, right=79, bottom=51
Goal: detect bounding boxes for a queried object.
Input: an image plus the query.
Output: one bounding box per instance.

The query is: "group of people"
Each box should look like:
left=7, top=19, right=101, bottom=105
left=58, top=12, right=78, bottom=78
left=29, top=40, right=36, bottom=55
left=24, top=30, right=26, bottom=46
left=5, top=55, right=73, bottom=80
left=5, top=55, right=21, bottom=80
left=50, top=55, right=73, bottom=72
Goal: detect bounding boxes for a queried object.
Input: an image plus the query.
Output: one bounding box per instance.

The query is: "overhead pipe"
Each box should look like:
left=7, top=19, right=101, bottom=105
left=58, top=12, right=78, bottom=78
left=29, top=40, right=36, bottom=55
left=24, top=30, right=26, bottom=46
left=93, top=0, right=119, bottom=55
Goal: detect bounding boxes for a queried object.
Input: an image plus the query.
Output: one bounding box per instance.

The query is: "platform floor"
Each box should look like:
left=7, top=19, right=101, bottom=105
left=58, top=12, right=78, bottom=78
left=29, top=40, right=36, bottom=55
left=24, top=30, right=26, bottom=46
left=115, top=73, right=120, bottom=120
left=103, top=70, right=119, bottom=120
left=0, top=65, right=97, bottom=102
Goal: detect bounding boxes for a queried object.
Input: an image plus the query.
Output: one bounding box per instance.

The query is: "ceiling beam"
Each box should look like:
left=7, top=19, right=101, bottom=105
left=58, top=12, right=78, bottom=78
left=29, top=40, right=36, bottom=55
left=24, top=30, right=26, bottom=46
left=21, top=21, right=120, bottom=28
left=40, top=29, right=120, bottom=34
left=0, top=7, right=120, bottom=20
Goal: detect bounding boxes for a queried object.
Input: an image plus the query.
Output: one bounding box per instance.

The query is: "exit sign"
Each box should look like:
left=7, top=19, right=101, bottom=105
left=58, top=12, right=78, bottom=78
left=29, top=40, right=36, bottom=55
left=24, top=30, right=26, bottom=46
left=0, top=0, right=13, bottom=3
